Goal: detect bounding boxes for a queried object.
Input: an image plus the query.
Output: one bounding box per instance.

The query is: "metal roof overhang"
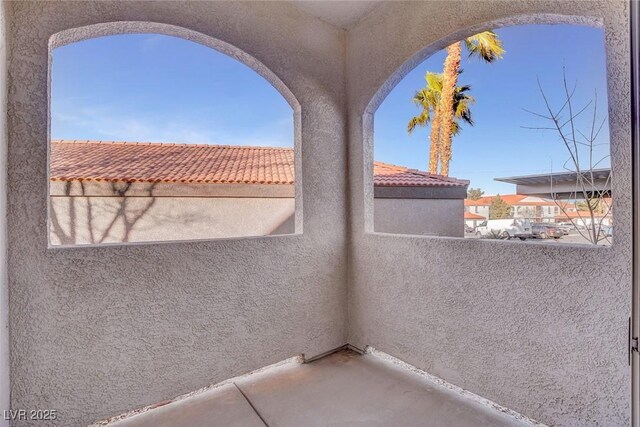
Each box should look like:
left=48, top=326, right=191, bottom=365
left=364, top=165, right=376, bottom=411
left=494, top=169, right=611, bottom=198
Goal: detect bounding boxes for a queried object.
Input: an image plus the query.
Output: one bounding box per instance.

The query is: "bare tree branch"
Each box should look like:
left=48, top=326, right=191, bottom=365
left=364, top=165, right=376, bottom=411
left=526, top=70, right=612, bottom=245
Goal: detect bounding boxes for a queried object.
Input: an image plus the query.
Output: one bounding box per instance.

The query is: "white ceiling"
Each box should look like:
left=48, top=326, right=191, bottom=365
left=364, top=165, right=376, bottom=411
left=291, top=1, right=383, bottom=29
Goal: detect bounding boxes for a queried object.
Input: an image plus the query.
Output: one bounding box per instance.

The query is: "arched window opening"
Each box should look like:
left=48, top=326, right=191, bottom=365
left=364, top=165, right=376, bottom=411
left=49, top=31, right=298, bottom=246
left=371, top=24, right=612, bottom=245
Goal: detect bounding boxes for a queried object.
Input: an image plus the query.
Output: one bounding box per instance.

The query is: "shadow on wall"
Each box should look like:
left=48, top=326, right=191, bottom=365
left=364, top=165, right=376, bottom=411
left=49, top=181, right=296, bottom=245
left=270, top=213, right=295, bottom=235
left=50, top=181, right=157, bottom=245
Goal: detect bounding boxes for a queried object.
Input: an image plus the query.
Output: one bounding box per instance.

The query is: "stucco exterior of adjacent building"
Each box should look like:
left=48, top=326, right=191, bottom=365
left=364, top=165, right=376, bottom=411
left=49, top=140, right=468, bottom=245
left=48, top=141, right=298, bottom=245
left=375, top=198, right=465, bottom=237
left=50, top=182, right=297, bottom=244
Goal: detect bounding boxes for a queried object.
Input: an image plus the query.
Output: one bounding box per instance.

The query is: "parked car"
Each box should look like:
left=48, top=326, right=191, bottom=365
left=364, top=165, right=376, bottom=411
left=548, top=222, right=571, bottom=235
left=600, top=225, right=613, bottom=237
left=464, top=224, right=474, bottom=233
left=531, top=223, right=563, bottom=239
left=475, top=219, right=532, bottom=240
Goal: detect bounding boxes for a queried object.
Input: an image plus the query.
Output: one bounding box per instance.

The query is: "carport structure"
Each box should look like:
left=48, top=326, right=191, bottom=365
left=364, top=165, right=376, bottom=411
left=496, top=168, right=612, bottom=198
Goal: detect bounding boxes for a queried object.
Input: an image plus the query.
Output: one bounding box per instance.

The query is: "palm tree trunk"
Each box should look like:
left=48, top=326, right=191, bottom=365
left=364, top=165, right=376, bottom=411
left=428, top=113, right=441, bottom=174
left=438, top=41, right=462, bottom=176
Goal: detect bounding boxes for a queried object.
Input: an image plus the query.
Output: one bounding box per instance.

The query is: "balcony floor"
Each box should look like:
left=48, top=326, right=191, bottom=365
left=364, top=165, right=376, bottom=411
left=110, top=349, right=533, bottom=427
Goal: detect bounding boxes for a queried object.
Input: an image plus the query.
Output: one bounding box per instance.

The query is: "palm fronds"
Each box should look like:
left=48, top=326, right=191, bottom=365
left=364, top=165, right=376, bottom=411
left=464, top=30, right=505, bottom=63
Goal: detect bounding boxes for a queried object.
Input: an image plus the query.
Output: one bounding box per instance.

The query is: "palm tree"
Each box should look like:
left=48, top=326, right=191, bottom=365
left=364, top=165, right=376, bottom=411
left=408, top=72, right=442, bottom=173
left=438, top=31, right=504, bottom=176
left=408, top=72, right=475, bottom=174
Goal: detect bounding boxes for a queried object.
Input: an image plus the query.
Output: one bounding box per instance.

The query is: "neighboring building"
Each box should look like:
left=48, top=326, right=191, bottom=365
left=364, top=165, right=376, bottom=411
left=493, top=170, right=614, bottom=229
left=464, top=211, right=486, bottom=229
left=554, top=197, right=613, bottom=228
left=465, top=193, right=613, bottom=231
left=554, top=210, right=613, bottom=228
left=50, top=140, right=469, bottom=244
left=464, top=194, right=561, bottom=227
left=373, top=162, right=469, bottom=237
left=49, top=140, right=297, bottom=245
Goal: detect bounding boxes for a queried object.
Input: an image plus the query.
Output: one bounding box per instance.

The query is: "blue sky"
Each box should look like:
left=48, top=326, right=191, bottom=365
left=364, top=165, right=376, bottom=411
left=51, top=34, right=294, bottom=147
left=51, top=25, right=609, bottom=195
left=375, top=24, right=610, bottom=194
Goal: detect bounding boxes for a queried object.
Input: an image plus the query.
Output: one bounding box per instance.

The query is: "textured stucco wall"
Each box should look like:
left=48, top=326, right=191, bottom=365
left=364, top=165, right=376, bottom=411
left=374, top=198, right=463, bottom=237
left=347, top=2, right=631, bottom=426
left=5, top=1, right=634, bottom=426
left=0, top=2, right=9, bottom=426
left=7, top=2, right=347, bottom=425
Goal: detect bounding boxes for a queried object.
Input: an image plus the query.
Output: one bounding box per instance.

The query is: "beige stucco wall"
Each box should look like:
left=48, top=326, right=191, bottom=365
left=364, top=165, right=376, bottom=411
left=51, top=189, right=463, bottom=245
left=49, top=178, right=297, bottom=245
left=52, top=192, right=465, bottom=245
left=49, top=178, right=461, bottom=245
left=49, top=196, right=295, bottom=245
left=7, top=2, right=347, bottom=426
left=347, top=1, right=631, bottom=426
left=374, top=198, right=463, bottom=237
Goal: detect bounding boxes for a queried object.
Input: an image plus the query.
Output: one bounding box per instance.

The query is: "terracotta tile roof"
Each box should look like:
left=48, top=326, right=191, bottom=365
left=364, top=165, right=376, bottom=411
left=464, top=211, right=486, bottom=220
left=50, top=140, right=470, bottom=188
left=372, top=161, right=469, bottom=188
left=50, top=140, right=295, bottom=185
left=464, top=194, right=557, bottom=207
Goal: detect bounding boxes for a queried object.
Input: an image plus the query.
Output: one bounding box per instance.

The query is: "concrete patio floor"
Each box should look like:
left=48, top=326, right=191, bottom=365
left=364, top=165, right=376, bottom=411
left=109, top=349, right=536, bottom=427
